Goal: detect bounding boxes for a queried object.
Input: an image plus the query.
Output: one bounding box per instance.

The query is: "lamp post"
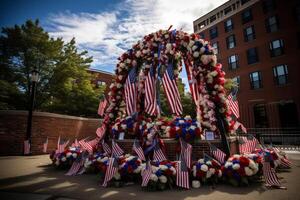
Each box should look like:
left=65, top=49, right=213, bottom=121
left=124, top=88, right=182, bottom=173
left=25, top=69, right=39, bottom=153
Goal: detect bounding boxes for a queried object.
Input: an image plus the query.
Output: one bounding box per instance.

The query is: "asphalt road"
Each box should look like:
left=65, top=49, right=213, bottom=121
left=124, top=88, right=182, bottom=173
left=0, top=152, right=299, bottom=200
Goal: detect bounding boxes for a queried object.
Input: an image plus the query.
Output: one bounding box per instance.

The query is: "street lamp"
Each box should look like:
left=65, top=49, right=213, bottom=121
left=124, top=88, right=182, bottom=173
left=25, top=68, right=39, bottom=155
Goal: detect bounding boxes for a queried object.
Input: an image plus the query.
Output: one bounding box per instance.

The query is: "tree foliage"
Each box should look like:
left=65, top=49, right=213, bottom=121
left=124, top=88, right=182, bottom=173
left=0, top=19, right=103, bottom=117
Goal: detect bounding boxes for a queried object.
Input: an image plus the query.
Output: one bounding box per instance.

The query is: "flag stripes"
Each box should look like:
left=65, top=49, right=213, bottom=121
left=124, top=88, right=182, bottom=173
left=57, top=138, right=69, bottom=154
left=65, top=154, right=86, bottom=176
left=162, top=63, right=182, bottom=116
left=24, top=140, right=30, bottom=155
left=96, top=124, right=106, bottom=140
left=98, top=99, right=108, bottom=116
left=228, top=93, right=240, bottom=118
left=125, top=67, right=137, bottom=116
left=179, top=139, right=192, bottom=169
left=141, top=161, right=152, bottom=187
left=79, top=138, right=93, bottom=154
left=144, top=65, right=157, bottom=116
left=176, top=161, right=190, bottom=189
left=102, top=157, right=118, bottom=187
left=102, top=140, right=111, bottom=155
left=112, top=140, right=124, bottom=157
left=132, top=140, right=146, bottom=161
left=239, top=136, right=258, bottom=154
left=153, top=143, right=167, bottom=161
left=43, top=137, right=48, bottom=153
left=263, top=160, right=282, bottom=188
left=210, top=145, right=226, bottom=164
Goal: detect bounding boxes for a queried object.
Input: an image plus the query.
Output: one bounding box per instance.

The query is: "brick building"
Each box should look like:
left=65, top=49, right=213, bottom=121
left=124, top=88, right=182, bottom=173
left=193, top=0, right=300, bottom=128
left=87, top=68, right=115, bottom=94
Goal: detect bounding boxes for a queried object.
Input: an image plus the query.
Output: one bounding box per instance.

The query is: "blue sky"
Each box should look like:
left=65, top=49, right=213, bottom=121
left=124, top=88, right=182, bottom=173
left=1, top=0, right=226, bottom=90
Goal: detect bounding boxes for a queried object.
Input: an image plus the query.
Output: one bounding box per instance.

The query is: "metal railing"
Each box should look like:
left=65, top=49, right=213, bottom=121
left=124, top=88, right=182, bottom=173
left=237, top=127, right=300, bottom=148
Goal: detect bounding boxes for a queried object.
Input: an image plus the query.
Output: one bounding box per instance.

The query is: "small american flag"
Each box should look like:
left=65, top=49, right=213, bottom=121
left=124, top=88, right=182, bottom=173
left=102, top=140, right=111, bottom=155
left=96, top=124, right=106, bottom=140
left=239, top=135, right=258, bottom=154
left=98, top=98, right=108, bottom=116
left=179, top=139, right=192, bottom=169
left=65, top=151, right=88, bottom=176
left=228, top=92, right=240, bottom=119
left=71, top=138, right=79, bottom=147
left=57, top=138, right=69, bottom=154
left=132, top=140, right=145, bottom=161
left=43, top=137, right=48, bottom=153
left=234, top=121, right=247, bottom=133
left=102, top=157, right=119, bottom=187
left=125, top=67, right=137, bottom=116
left=153, top=141, right=167, bottom=161
left=162, top=63, right=182, bottom=116
left=144, top=65, right=157, bottom=116
left=176, top=160, right=190, bottom=189
left=210, top=144, right=226, bottom=164
left=112, top=140, right=124, bottom=157
left=79, top=138, right=93, bottom=154
left=141, top=161, right=152, bottom=187
left=280, top=157, right=292, bottom=168
left=263, top=155, right=286, bottom=189
left=24, top=140, right=30, bottom=155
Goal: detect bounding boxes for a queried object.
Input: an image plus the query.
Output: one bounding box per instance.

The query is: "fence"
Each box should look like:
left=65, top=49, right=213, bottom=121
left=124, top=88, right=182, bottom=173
left=237, top=127, right=300, bottom=149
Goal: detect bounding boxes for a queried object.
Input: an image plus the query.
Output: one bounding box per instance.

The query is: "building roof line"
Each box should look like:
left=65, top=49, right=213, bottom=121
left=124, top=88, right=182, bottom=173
left=87, top=68, right=115, bottom=76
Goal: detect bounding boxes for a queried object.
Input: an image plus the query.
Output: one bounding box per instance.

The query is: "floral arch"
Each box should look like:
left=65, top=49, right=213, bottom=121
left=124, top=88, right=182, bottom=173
left=96, top=28, right=236, bottom=155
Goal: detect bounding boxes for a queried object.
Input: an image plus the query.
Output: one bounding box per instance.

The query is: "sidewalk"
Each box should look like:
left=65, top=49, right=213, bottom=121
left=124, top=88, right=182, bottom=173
left=0, top=154, right=299, bottom=200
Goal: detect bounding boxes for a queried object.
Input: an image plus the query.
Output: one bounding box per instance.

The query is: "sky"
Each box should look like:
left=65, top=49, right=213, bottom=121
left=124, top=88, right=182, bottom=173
left=1, top=0, right=227, bottom=90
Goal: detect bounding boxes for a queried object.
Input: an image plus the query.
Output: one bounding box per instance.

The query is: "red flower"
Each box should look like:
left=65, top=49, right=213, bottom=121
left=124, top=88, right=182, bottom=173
left=239, top=156, right=250, bottom=167
left=238, top=167, right=246, bottom=176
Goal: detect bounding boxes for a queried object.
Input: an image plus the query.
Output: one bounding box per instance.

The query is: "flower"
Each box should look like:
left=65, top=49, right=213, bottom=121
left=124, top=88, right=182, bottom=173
left=114, top=172, right=121, bottom=180
left=232, top=163, right=240, bottom=170
left=192, top=180, right=201, bottom=188
left=150, top=174, right=158, bottom=182
left=66, top=152, right=72, bottom=158
left=61, top=157, right=66, bottom=162
left=159, top=175, right=167, bottom=183
left=201, top=164, right=208, bottom=172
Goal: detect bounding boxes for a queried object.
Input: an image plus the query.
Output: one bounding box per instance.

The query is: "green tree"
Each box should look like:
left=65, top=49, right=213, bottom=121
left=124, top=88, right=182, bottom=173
left=0, top=19, right=103, bottom=117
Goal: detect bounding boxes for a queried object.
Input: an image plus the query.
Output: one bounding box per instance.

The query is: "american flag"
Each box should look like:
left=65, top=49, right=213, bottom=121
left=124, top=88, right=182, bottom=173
left=112, top=140, right=124, bottom=157
left=65, top=151, right=88, bottom=176
left=125, top=67, right=137, bottom=116
left=184, top=59, right=201, bottom=118
left=228, top=93, right=240, bottom=119
left=239, top=135, right=258, bottom=154
left=132, top=140, right=146, bottom=161
left=57, top=137, right=69, bottom=154
left=210, top=144, right=226, bottom=164
left=24, top=140, right=30, bottom=155
left=280, top=157, right=292, bottom=168
left=153, top=141, right=167, bottom=161
left=102, top=140, right=111, bottom=155
left=71, top=138, right=79, bottom=147
left=141, top=161, right=152, bottom=187
left=179, top=139, right=192, bottom=169
left=102, top=157, right=119, bottom=187
left=43, top=137, right=48, bottom=153
left=96, top=124, right=106, bottom=140
left=79, top=138, right=94, bottom=154
left=234, top=121, right=247, bottom=133
left=176, top=160, right=190, bottom=189
left=98, top=98, right=108, bottom=116
left=162, top=63, right=182, bottom=116
left=263, top=155, right=286, bottom=189
left=144, top=65, right=157, bottom=116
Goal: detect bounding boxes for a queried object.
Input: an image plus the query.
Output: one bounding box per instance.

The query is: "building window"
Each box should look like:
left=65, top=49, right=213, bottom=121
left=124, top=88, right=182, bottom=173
left=224, top=19, right=233, bottom=32
left=244, top=25, right=256, bottom=42
left=209, top=27, right=218, bottom=39
left=228, top=55, right=239, bottom=70
left=253, top=104, right=268, bottom=128
left=210, top=15, right=217, bottom=23
left=242, top=9, right=253, bottom=24
left=97, top=81, right=106, bottom=86
left=212, top=42, right=219, bottom=54
left=199, top=32, right=205, bottom=39
left=250, top=71, right=262, bottom=89
left=247, top=48, right=259, bottom=64
left=226, top=34, right=236, bottom=49
left=262, top=0, right=276, bottom=13
left=241, top=0, right=250, bottom=5
left=269, top=39, right=284, bottom=57
left=265, top=15, right=279, bottom=33
left=273, top=64, right=288, bottom=85
left=224, top=6, right=232, bottom=15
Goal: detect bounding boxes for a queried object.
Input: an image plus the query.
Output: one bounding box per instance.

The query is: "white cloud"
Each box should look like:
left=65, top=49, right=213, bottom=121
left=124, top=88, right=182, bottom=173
left=47, top=0, right=226, bottom=89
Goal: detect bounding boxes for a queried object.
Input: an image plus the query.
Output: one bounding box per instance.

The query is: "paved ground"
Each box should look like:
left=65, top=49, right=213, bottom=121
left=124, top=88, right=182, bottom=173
left=0, top=153, right=300, bottom=200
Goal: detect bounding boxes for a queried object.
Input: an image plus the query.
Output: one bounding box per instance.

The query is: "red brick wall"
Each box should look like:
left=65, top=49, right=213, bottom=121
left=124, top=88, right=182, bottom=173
left=0, top=110, right=238, bottom=157
left=0, top=110, right=101, bottom=155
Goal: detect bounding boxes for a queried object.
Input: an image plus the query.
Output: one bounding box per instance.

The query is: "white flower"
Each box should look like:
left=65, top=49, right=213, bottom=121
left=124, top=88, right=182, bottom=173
left=66, top=152, right=72, bottom=158
left=155, top=121, right=163, bottom=125
left=206, top=170, right=212, bottom=178
left=109, top=113, right=114, bottom=118
left=61, top=157, right=66, bottom=162
left=178, top=120, right=185, bottom=124
left=150, top=174, right=158, bottom=182
left=198, top=159, right=205, bottom=164
left=218, top=170, right=222, bottom=177
left=151, top=166, right=159, bottom=173
left=114, top=172, right=121, bottom=180
left=159, top=165, right=168, bottom=170
left=72, top=153, right=77, bottom=158
left=206, top=161, right=212, bottom=166
left=248, top=160, right=256, bottom=169
left=135, top=51, right=141, bottom=57
left=201, top=164, right=208, bottom=172
left=146, top=123, right=154, bottom=129
left=209, top=168, right=215, bottom=175
left=100, top=157, right=109, bottom=162
left=225, top=161, right=232, bottom=168
left=121, top=124, right=127, bottom=130
left=192, top=45, right=198, bottom=51
left=190, top=125, right=196, bottom=130
left=170, top=167, right=176, bottom=175
left=126, top=58, right=131, bottom=64
left=166, top=43, right=172, bottom=50
left=245, top=167, right=253, bottom=176
left=55, top=160, right=60, bottom=166
left=232, top=163, right=240, bottom=170
left=134, top=166, right=142, bottom=173
left=193, top=51, right=200, bottom=58
left=192, top=180, right=201, bottom=188
left=159, top=175, right=167, bottom=183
